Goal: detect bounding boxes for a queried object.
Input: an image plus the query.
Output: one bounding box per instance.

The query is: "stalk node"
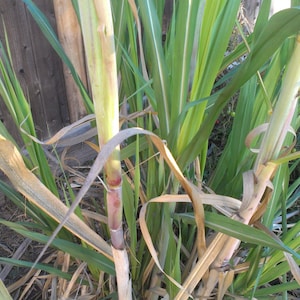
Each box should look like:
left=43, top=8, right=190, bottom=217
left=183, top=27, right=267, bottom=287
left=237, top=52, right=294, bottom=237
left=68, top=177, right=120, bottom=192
left=110, top=225, right=125, bottom=250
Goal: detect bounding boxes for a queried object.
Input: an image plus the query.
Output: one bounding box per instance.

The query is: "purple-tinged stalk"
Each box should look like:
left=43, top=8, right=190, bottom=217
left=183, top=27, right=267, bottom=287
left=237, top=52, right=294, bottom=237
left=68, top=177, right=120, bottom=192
left=77, top=1, right=131, bottom=298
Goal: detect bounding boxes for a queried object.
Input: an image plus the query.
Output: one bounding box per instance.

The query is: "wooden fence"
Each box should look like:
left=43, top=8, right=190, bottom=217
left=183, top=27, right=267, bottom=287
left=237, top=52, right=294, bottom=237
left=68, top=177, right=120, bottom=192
left=0, top=0, right=88, bottom=144
left=1, top=0, right=67, bottom=142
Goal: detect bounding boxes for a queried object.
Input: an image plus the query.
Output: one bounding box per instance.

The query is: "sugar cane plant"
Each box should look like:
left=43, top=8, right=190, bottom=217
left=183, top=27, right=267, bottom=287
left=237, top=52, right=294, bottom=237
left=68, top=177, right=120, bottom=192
left=78, top=1, right=131, bottom=297
left=0, top=0, right=299, bottom=299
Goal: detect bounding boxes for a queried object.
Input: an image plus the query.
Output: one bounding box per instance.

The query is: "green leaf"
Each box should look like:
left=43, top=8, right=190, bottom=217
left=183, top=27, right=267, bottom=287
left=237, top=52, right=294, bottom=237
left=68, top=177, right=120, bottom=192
left=137, top=0, right=170, bottom=137
left=211, top=37, right=293, bottom=198
left=0, top=219, right=115, bottom=275
left=0, top=280, right=12, bottom=300
left=177, top=1, right=240, bottom=155
left=253, top=281, right=300, bottom=297
left=174, top=212, right=300, bottom=259
left=179, top=8, right=300, bottom=169
left=122, top=176, right=138, bottom=279
left=168, top=0, right=201, bottom=126
left=0, top=257, right=73, bottom=280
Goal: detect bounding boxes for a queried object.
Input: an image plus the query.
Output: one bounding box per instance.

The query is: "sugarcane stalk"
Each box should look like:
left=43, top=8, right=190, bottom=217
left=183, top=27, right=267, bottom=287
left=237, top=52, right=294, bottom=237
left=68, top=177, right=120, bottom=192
left=77, top=1, right=131, bottom=298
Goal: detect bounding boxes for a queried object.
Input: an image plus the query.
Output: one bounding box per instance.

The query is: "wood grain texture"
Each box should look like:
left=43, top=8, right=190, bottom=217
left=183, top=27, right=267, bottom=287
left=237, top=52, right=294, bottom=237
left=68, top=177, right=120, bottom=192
left=53, top=0, right=88, bottom=122
left=0, top=0, right=69, bottom=141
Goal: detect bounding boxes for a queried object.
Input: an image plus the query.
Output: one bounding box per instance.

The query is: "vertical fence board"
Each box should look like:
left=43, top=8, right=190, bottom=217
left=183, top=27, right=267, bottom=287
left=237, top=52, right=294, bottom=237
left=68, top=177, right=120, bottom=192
left=53, top=0, right=88, bottom=123
left=0, top=0, right=69, bottom=141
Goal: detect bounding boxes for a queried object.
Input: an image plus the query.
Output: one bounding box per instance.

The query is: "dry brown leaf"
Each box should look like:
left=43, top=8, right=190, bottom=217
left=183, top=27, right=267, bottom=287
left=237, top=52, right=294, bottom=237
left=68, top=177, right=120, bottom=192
left=0, top=134, right=112, bottom=260
left=111, top=248, right=132, bottom=299
left=217, top=269, right=234, bottom=300
left=240, top=170, right=255, bottom=212
left=245, top=123, right=269, bottom=153
left=285, top=252, right=300, bottom=285
left=61, top=262, right=88, bottom=299
left=176, top=233, right=229, bottom=300
left=139, top=195, right=187, bottom=293
left=245, top=123, right=297, bottom=155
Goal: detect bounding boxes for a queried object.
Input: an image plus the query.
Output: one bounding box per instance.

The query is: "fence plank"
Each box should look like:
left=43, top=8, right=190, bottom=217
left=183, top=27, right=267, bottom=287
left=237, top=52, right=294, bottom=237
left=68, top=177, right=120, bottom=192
left=53, top=0, right=88, bottom=123
left=0, top=0, right=69, bottom=141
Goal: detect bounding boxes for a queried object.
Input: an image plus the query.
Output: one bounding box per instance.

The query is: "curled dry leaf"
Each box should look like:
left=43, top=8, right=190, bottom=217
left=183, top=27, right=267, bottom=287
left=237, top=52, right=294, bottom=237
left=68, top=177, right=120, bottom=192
left=245, top=123, right=296, bottom=155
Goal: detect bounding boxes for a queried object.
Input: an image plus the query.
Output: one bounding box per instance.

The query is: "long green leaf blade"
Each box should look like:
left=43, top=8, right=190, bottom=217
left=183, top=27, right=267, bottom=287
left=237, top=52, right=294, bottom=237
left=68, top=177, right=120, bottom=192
left=138, top=0, right=170, bottom=137
left=174, top=212, right=300, bottom=259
